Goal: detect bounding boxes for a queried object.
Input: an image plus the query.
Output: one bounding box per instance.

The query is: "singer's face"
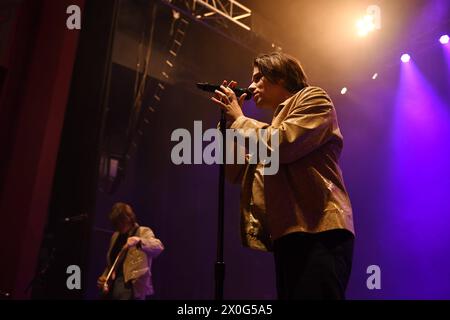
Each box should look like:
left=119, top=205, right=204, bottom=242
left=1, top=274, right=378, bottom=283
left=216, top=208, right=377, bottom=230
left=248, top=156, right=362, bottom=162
left=248, top=67, right=288, bottom=110
left=114, top=217, right=133, bottom=234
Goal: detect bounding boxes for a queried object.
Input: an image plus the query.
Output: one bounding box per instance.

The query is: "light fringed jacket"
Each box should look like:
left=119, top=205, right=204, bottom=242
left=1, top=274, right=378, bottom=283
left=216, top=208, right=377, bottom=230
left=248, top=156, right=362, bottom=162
left=102, top=225, right=164, bottom=299
left=226, top=86, right=355, bottom=251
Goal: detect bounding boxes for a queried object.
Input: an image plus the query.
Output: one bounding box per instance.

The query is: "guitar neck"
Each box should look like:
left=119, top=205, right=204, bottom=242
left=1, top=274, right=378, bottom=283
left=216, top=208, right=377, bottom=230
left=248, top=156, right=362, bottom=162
left=105, top=247, right=127, bottom=282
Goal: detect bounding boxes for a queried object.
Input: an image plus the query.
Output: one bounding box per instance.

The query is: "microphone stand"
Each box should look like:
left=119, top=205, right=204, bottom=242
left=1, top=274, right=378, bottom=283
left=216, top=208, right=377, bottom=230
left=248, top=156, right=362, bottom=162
left=215, top=109, right=226, bottom=300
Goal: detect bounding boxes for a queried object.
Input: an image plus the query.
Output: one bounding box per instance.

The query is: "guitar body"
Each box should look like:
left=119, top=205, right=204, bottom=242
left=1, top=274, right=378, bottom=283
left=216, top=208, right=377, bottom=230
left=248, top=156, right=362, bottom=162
left=99, top=250, right=124, bottom=300
left=99, top=227, right=139, bottom=299
left=99, top=271, right=115, bottom=299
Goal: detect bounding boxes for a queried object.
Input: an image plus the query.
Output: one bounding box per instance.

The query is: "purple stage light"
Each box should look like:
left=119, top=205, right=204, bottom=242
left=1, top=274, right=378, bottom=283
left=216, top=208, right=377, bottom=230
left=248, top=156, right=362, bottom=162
left=439, top=34, right=449, bottom=44
left=401, top=54, right=411, bottom=63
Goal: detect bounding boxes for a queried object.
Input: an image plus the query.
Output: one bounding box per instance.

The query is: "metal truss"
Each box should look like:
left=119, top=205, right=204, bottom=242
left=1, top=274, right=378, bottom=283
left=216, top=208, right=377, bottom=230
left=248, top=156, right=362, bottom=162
left=161, top=0, right=257, bottom=52
left=190, top=0, right=252, bottom=31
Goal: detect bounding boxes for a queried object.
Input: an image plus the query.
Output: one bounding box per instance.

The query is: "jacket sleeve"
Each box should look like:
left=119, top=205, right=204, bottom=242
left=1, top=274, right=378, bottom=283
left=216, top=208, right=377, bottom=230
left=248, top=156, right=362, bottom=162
left=138, top=227, right=164, bottom=258
left=230, top=86, right=337, bottom=164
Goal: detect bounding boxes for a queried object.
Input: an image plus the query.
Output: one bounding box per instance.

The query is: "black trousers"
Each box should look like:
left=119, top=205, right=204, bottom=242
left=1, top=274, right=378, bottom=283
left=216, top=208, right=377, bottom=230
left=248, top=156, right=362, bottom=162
left=273, top=229, right=354, bottom=300
left=111, top=276, right=134, bottom=300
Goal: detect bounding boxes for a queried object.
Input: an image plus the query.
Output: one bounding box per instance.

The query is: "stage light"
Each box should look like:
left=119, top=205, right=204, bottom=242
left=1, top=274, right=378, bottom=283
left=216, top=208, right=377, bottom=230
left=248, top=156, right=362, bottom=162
left=341, top=87, right=348, bottom=95
left=439, top=35, right=449, bottom=45
left=401, top=54, right=411, bottom=63
left=356, top=15, right=375, bottom=37
left=372, top=73, right=378, bottom=80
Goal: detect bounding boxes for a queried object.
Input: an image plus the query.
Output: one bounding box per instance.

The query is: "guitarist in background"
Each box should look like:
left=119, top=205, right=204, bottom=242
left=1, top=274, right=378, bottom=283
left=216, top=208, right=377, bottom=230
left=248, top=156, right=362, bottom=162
left=97, top=202, right=164, bottom=300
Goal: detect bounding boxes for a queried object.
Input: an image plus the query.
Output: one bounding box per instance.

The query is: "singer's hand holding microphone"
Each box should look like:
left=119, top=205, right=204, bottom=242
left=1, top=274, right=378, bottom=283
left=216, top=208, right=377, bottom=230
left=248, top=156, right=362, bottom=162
left=209, top=80, right=248, bottom=122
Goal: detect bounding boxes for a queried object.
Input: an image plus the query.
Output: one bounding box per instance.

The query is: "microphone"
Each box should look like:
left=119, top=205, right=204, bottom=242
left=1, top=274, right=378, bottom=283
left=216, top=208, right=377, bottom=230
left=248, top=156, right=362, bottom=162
left=62, top=213, right=88, bottom=223
left=196, top=83, right=252, bottom=100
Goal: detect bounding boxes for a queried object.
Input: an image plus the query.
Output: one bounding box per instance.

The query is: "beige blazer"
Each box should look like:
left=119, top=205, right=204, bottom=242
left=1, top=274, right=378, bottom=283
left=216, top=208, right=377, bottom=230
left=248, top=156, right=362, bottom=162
left=102, top=225, right=164, bottom=299
left=226, top=86, right=355, bottom=251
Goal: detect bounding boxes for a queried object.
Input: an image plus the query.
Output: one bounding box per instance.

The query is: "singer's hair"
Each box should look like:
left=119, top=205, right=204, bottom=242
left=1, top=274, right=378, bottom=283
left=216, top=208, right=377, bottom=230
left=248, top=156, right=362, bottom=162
left=254, top=52, right=309, bottom=93
left=109, top=202, right=137, bottom=226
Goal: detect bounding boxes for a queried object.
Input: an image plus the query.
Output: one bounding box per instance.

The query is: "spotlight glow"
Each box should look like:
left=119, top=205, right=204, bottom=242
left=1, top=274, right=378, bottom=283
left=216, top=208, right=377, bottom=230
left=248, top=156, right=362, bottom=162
left=341, top=87, right=348, bottom=95
left=356, top=15, right=375, bottom=37
left=372, top=73, right=378, bottom=80
left=401, top=54, right=411, bottom=63
left=439, top=35, right=449, bottom=45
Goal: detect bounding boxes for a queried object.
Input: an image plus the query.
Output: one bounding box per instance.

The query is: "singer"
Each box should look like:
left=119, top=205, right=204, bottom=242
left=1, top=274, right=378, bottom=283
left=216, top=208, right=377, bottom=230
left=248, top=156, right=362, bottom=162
left=210, top=52, right=355, bottom=300
left=97, top=202, right=164, bottom=300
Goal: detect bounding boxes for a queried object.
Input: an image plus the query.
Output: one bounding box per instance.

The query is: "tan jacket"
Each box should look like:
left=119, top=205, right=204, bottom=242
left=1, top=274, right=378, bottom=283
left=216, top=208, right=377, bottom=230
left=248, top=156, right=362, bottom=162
left=102, top=225, right=164, bottom=299
left=226, top=86, right=355, bottom=251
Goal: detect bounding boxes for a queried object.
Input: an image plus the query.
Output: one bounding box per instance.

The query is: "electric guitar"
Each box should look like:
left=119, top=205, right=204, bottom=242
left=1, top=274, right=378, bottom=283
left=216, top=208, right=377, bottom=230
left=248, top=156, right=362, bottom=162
left=100, top=226, right=141, bottom=298
left=101, top=244, right=129, bottom=297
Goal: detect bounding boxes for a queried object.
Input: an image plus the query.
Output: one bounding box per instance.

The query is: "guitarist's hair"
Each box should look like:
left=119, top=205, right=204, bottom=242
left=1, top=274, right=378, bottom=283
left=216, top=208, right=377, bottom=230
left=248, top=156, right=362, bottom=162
left=109, top=202, right=137, bottom=226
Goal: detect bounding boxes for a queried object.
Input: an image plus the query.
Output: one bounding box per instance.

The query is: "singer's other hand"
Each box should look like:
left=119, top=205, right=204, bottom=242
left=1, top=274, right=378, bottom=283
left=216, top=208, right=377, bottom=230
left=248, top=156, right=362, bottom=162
left=211, top=80, right=246, bottom=122
left=125, top=236, right=141, bottom=248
